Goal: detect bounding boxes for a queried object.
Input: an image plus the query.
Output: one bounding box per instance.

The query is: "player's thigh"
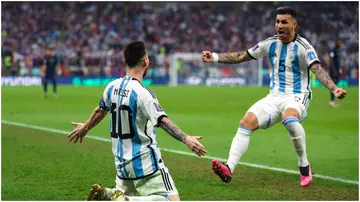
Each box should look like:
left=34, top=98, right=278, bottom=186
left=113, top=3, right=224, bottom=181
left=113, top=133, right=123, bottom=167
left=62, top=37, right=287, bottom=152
left=134, top=167, right=179, bottom=199
left=51, top=76, right=57, bottom=83
left=115, top=175, right=137, bottom=196
left=247, top=94, right=282, bottom=129
left=281, top=94, right=310, bottom=122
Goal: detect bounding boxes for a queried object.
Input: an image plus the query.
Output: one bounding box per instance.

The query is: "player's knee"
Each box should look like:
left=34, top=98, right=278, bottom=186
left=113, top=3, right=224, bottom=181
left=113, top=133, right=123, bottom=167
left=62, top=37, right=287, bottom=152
left=281, top=113, right=301, bottom=134
left=239, top=112, right=258, bottom=131
left=281, top=108, right=300, bottom=121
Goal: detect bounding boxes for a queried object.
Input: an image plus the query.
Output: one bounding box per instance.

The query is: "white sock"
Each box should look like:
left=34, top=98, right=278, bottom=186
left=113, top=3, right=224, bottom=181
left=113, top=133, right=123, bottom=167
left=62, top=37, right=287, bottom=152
left=226, top=126, right=252, bottom=173
left=282, top=116, right=309, bottom=167
left=127, top=195, right=168, bottom=201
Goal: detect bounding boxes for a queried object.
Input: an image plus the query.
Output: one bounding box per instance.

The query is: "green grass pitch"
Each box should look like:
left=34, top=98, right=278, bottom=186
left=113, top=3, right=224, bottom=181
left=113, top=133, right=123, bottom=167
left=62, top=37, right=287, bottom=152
left=1, top=85, right=358, bottom=200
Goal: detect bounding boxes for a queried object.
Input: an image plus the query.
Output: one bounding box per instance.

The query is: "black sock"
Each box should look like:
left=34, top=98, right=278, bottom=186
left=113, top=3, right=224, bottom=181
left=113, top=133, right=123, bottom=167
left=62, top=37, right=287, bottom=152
left=52, top=78, right=57, bottom=94
left=300, top=165, right=309, bottom=176
left=43, top=80, right=48, bottom=93
left=331, top=92, right=335, bottom=102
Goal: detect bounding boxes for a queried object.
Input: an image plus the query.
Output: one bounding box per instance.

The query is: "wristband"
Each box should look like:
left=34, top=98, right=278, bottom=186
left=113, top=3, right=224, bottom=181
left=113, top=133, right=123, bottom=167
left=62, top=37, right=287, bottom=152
left=212, top=52, right=219, bottom=63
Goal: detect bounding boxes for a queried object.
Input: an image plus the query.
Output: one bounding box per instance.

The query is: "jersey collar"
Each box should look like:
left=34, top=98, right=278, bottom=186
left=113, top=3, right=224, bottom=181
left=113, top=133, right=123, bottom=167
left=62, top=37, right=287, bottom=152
left=292, top=33, right=298, bottom=42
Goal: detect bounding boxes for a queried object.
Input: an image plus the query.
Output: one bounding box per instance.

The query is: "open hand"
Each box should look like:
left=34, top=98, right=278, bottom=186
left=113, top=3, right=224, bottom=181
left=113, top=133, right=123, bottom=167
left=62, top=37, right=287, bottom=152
left=68, top=122, right=88, bottom=143
left=184, top=135, right=207, bottom=157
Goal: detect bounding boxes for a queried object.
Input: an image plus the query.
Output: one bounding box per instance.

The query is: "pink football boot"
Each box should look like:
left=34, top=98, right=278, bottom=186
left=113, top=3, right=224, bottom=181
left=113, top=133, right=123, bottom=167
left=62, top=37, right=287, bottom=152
left=300, top=164, right=312, bottom=187
left=212, top=160, right=232, bottom=183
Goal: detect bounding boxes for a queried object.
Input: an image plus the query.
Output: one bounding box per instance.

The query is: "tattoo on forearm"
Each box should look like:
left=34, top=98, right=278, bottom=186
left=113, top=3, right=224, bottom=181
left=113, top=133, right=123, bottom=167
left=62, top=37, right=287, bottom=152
left=311, top=63, right=337, bottom=92
left=218, top=51, right=252, bottom=64
left=159, top=118, right=186, bottom=142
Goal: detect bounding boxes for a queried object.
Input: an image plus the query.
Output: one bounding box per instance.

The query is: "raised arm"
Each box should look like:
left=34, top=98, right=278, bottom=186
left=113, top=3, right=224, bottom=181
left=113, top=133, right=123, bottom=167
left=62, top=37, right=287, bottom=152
left=201, top=51, right=254, bottom=64
left=158, top=117, right=207, bottom=156
left=310, top=63, right=347, bottom=99
left=68, top=106, right=108, bottom=143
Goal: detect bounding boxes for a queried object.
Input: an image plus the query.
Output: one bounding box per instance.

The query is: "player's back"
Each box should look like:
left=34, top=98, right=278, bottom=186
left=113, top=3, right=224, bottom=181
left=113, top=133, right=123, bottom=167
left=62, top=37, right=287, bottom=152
left=104, top=76, right=164, bottom=179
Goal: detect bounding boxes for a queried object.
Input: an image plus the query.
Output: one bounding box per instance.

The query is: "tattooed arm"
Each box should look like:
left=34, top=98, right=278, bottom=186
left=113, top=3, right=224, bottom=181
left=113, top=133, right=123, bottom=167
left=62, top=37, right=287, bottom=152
left=158, top=117, right=187, bottom=142
left=201, top=51, right=254, bottom=64
left=218, top=51, right=254, bottom=64
left=310, top=63, right=337, bottom=92
left=158, top=117, right=207, bottom=156
left=310, top=63, right=347, bottom=99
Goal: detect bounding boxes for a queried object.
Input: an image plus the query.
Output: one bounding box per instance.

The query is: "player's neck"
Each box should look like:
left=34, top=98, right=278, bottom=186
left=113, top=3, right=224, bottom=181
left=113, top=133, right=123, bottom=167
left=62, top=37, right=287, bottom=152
left=125, top=69, right=143, bottom=83
left=281, top=32, right=297, bottom=44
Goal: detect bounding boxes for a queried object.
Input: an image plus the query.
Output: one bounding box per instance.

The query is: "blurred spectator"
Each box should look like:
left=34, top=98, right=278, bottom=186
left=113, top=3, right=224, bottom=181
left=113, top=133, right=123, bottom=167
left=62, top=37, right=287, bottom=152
left=1, top=2, right=358, bottom=80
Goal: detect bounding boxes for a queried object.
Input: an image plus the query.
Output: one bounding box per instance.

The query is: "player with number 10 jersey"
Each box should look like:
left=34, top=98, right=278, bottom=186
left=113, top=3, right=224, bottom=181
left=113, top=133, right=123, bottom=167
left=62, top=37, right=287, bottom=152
left=99, top=76, right=167, bottom=180
left=69, top=41, right=206, bottom=201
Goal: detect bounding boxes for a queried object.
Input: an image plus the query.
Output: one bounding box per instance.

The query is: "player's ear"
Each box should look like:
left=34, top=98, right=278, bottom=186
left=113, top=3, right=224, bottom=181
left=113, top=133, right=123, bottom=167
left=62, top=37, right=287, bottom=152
left=293, top=19, right=297, bottom=30
left=144, top=56, right=149, bottom=68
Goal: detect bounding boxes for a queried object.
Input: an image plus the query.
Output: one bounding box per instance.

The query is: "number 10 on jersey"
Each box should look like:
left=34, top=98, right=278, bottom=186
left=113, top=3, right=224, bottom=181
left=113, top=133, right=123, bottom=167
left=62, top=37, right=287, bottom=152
left=111, top=103, right=135, bottom=139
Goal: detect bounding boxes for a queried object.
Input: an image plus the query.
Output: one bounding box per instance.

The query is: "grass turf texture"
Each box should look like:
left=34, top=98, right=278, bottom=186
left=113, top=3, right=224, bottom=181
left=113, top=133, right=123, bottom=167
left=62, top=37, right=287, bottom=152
left=2, top=86, right=359, bottom=200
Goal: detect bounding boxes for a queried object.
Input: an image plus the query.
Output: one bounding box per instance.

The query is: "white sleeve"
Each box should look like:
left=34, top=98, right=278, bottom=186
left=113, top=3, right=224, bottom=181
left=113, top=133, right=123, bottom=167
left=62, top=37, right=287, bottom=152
left=99, top=82, right=114, bottom=111
left=247, top=38, right=273, bottom=60
left=140, top=91, right=168, bottom=127
left=304, top=45, right=321, bottom=68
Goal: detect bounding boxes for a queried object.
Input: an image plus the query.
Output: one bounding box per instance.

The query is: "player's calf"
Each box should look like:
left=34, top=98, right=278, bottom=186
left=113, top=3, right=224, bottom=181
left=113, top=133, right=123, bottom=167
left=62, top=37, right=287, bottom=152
left=282, top=116, right=312, bottom=186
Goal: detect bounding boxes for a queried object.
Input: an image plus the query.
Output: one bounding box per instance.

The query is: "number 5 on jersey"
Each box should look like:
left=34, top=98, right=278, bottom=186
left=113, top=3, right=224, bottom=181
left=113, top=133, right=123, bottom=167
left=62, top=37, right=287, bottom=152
left=279, top=60, right=286, bottom=72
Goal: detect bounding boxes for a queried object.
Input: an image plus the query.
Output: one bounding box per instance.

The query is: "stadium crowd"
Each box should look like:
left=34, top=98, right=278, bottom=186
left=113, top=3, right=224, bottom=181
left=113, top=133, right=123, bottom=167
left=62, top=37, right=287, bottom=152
left=1, top=2, right=358, bottom=79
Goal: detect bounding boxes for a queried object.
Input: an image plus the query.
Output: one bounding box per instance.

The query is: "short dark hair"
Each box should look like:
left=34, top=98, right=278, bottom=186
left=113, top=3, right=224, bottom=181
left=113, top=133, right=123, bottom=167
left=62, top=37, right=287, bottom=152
left=124, top=41, right=146, bottom=68
left=276, top=6, right=297, bottom=19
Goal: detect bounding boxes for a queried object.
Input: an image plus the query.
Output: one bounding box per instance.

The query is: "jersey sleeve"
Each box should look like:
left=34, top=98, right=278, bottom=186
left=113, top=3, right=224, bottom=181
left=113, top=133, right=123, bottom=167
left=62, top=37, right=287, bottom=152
left=139, top=90, right=168, bottom=127
left=305, top=45, right=321, bottom=68
left=99, top=82, right=114, bottom=111
left=247, top=38, right=273, bottom=60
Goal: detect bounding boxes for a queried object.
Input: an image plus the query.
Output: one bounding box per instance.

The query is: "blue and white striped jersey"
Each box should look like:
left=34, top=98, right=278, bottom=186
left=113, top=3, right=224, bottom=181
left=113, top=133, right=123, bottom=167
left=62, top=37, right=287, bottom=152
left=99, top=76, right=167, bottom=180
left=247, top=34, right=320, bottom=98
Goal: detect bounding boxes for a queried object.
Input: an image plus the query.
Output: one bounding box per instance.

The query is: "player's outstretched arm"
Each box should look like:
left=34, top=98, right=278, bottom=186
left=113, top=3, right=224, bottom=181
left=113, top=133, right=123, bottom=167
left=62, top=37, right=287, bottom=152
left=310, top=63, right=347, bottom=99
left=68, top=106, right=108, bottom=143
left=201, top=51, right=253, bottom=64
left=159, top=117, right=207, bottom=156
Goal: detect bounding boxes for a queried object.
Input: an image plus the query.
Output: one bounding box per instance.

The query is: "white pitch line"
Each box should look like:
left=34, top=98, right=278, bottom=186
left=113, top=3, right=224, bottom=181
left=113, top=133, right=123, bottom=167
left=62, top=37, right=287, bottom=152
left=2, top=120, right=358, bottom=185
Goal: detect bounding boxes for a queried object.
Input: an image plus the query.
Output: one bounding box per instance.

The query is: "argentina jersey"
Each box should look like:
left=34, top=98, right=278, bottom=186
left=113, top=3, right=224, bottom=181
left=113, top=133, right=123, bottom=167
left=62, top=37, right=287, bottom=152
left=247, top=34, right=320, bottom=98
left=99, top=76, right=167, bottom=179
